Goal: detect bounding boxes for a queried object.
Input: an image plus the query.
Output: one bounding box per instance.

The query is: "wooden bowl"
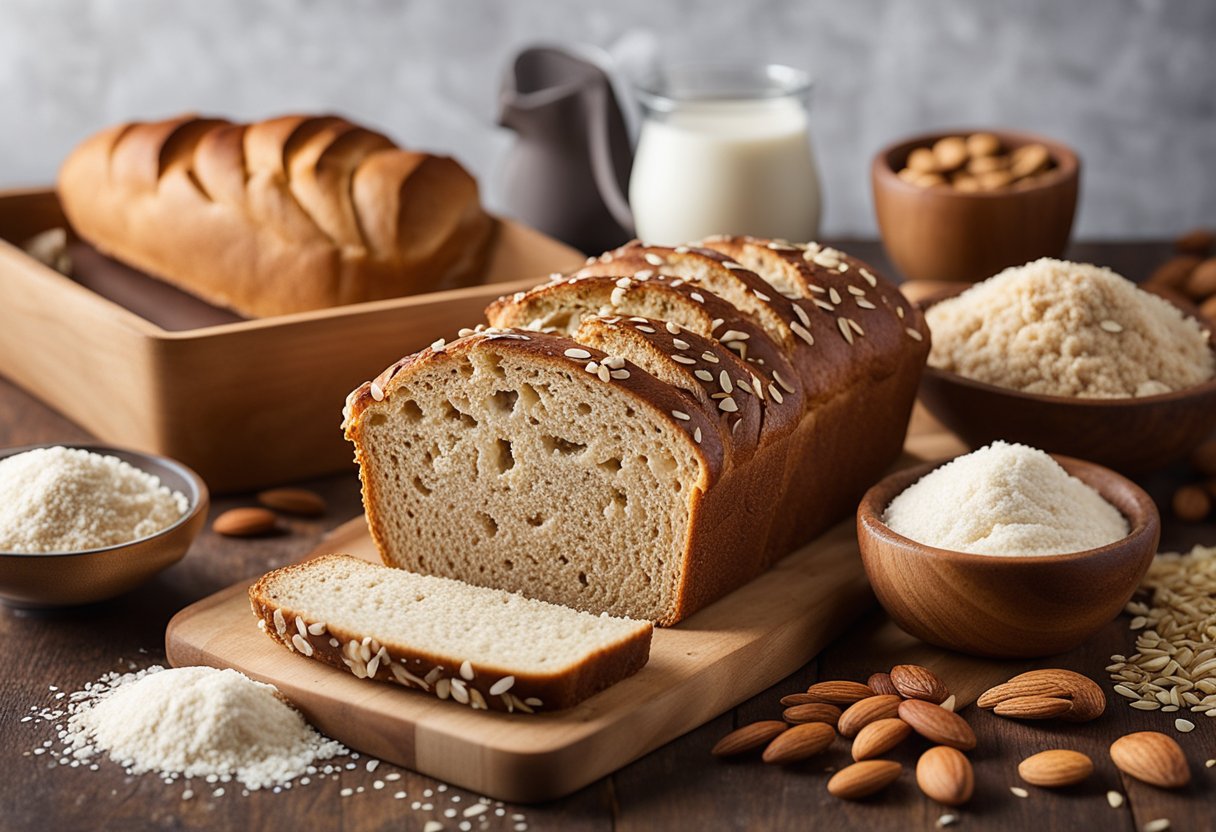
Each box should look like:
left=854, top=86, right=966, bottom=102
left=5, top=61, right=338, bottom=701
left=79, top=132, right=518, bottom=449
left=917, top=287, right=1216, bottom=473
left=871, top=129, right=1079, bottom=282
left=857, top=454, right=1159, bottom=658
left=0, top=443, right=208, bottom=607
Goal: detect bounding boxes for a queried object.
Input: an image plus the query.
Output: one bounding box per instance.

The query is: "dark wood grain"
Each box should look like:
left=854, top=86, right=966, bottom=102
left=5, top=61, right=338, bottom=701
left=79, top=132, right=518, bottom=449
left=1, top=241, right=1212, bottom=832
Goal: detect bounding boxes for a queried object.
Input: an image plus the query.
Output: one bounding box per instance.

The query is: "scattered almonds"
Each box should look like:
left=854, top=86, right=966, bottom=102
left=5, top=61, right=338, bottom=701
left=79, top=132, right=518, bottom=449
left=826, top=760, right=902, bottom=800
left=916, top=746, right=974, bottom=806
left=256, top=488, right=327, bottom=517
left=711, top=721, right=788, bottom=757
left=837, top=695, right=902, bottom=737
left=212, top=507, right=278, bottom=537
left=890, top=664, right=950, bottom=704
left=762, top=722, right=835, bottom=765
left=851, top=718, right=912, bottom=761
left=1109, top=731, right=1190, bottom=789
left=898, top=700, right=976, bottom=750
left=1017, top=749, right=1093, bottom=788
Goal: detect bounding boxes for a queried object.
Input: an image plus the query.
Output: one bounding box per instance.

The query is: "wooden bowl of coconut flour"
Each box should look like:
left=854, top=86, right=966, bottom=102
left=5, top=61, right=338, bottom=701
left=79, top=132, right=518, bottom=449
left=917, top=270, right=1216, bottom=474
left=0, top=443, right=208, bottom=607
left=857, top=449, right=1159, bottom=658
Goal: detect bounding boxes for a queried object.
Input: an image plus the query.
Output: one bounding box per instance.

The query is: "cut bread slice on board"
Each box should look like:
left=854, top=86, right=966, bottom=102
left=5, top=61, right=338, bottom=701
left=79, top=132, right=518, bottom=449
left=249, top=553, right=653, bottom=712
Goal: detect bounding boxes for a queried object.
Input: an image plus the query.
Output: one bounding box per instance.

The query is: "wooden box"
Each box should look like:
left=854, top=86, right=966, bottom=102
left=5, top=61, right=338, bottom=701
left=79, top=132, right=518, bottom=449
left=0, top=189, right=585, bottom=492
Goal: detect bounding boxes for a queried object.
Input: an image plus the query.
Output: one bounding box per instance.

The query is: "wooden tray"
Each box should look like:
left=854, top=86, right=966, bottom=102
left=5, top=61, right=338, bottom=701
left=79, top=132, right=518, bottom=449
left=165, top=424, right=976, bottom=803
left=0, top=189, right=585, bottom=492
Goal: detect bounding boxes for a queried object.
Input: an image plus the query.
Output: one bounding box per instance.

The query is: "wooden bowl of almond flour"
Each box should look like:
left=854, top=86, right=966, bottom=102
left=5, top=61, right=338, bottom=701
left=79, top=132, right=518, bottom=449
left=857, top=450, right=1159, bottom=658
left=917, top=270, right=1216, bottom=473
left=0, top=443, right=208, bottom=607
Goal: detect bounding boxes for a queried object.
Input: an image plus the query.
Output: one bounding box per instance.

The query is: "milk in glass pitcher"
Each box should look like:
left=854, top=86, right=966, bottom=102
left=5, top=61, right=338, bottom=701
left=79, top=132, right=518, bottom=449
left=629, top=63, right=821, bottom=245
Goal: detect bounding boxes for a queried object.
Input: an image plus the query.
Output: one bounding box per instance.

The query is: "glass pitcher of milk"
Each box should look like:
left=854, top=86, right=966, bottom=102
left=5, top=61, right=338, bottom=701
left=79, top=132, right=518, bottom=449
left=629, top=63, right=821, bottom=246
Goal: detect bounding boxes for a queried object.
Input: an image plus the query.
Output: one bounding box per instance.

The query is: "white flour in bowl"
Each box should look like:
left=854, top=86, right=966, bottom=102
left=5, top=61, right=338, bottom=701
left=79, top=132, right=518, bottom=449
left=883, top=441, right=1129, bottom=555
left=0, top=446, right=188, bottom=552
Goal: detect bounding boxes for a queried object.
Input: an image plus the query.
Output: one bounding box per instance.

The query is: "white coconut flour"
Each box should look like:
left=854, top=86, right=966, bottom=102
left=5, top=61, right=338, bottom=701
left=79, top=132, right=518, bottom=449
left=59, top=665, right=344, bottom=790
left=926, top=258, right=1215, bottom=398
left=0, top=446, right=188, bottom=552
left=883, top=442, right=1129, bottom=556
left=25, top=662, right=530, bottom=826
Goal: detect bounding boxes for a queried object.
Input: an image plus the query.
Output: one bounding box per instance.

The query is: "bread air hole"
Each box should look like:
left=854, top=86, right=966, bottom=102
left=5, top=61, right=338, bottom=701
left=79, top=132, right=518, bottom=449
left=411, top=476, right=432, bottom=497
left=542, top=435, right=586, bottom=456
left=599, top=457, right=622, bottom=475
left=489, top=389, right=518, bottom=414
left=526, top=513, right=545, bottom=527
left=441, top=399, right=477, bottom=428
left=577, top=402, right=591, bottom=416
left=476, top=512, right=498, bottom=537
left=493, top=438, right=514, bottom=474
left=400, top=399, right=423, bottom=421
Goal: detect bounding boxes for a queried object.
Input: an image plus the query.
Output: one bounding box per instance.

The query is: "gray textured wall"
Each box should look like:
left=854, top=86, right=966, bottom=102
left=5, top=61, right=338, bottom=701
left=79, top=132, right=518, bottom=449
left=1, top=0, right=1212, bottom=237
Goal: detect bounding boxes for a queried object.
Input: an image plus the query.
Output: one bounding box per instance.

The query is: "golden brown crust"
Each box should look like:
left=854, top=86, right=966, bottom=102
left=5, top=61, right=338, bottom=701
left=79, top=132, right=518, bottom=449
left=248, top=554, right=653, bottom=712
left=57, top=114, right=494, bottom=317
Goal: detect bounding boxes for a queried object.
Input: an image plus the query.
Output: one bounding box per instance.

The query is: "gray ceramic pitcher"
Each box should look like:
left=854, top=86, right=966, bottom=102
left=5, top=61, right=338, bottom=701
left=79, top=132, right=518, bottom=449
left=498, top=46, right=635, bottom=253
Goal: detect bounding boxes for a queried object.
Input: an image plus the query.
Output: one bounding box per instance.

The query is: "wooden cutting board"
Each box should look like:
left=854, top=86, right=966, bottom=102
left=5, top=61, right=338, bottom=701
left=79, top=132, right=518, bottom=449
left=165, top=415, right=1007, bottom=803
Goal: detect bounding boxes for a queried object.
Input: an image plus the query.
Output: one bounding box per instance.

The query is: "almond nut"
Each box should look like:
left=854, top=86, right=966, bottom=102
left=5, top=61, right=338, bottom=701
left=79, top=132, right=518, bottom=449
left=711, top=720, right=788, bottom=757
left=1184, top=257, right=1216, bottom=300
left=1175, top=228, right=1215, bottom=256
left=890, top=664, right=950, bottom=704
left=782, top=702, right=842, bottom=726
left=762, top=721, right=835, bottom=764
left=916, top=745, right=974, bottom=806
left=993, top=696, right=1074, bottom=720
left=1202, top=295, right=1216, bottom=325
left=1192, top=438, right=1216, bottom=477
left=212, top=507, right=278, bottom=537
left=827, top=760, right=902, bottom=800
left=867, top=671, right=900, bottom=697
left=1147, top=255, right=1201, bottom=290
left=838, top=695, right=903, bottom=737
left=1109, top=732, right=1190, bottom=789
left=257, top=487, right=327, bottom=517
left=1018, top=749, right=1094, bottom=788
left=805, top=680, right=874, bottom=705
left=1173, top=485, right=1211, bottom=522
left=852, top=718, right=912, bottom=761
left=965, top=132, right=1001, bottom=158
left=779, top=692, right=819, bottom=707
left=898, top=699, right=976, bottom=750
left=980, top=669, right=1106, bottom=722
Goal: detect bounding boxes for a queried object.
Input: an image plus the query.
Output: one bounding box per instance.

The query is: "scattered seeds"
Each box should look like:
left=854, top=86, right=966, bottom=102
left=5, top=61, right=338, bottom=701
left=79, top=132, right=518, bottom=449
left=1009, top=786, right=1029, bottom=798
left=1106, top=791, right=1125, bottom=809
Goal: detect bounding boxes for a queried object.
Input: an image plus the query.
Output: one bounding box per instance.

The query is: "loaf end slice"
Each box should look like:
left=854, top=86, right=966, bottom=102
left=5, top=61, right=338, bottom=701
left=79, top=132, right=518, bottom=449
left=249, top=554, right=653, bottom=712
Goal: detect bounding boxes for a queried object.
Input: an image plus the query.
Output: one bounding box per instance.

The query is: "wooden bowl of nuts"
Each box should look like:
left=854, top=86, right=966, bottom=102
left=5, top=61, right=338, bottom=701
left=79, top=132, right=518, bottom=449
left=857, top=454, right=1160, bottom=658
left=872, top=129, right=1079, bottom=282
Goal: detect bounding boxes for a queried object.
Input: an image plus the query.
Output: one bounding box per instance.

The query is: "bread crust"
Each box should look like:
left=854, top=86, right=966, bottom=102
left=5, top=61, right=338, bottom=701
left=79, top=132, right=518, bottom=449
left=57, top=114, right=494, bottom=317
left=249, top=554, right=654, bottom=712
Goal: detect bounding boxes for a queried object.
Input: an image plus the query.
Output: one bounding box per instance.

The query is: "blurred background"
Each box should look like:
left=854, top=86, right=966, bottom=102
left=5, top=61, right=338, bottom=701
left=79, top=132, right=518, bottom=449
left=0, top=0, right=1212, bottom=237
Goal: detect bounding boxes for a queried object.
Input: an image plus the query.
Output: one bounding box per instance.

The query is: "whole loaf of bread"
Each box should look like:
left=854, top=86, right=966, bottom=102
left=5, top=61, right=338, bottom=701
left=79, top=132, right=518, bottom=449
left=343, top=238, right=931, bottom=625
left=57, top=114, right=494, bottom=317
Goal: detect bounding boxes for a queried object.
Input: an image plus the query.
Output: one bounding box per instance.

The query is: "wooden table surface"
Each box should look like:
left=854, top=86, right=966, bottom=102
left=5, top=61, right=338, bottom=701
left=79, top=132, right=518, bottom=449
left=2, top=241, right=1213, bottom=832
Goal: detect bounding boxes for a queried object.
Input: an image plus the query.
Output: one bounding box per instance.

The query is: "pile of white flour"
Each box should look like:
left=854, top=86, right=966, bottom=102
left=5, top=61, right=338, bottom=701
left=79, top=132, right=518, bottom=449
left=59, top=665, right=344, bottom=790
left=0, top=446, right=188, bottom=552
left=884, top=442, right=1129, bottom=556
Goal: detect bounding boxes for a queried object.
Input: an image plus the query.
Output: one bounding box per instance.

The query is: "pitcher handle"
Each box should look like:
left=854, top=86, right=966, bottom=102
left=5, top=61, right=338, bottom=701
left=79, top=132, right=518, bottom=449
left=585, top=85, right=636, bottom=237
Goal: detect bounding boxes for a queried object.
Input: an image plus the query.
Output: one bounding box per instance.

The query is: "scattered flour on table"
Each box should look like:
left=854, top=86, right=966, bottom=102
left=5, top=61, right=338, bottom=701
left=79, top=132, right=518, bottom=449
left=0, top=446, right=187, bottom=552
left=926, top=258, right=1215, bottom=398
left=59, top=665, right=344, bottom=790
left=883, top=442, right=1129, bottom=556
left=22, top=662, right=527, bottom=827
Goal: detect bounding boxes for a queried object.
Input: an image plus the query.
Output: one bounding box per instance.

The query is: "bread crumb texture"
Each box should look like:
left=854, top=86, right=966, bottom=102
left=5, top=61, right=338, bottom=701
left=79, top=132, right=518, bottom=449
left=883, top=441, right=1129, bottom=555
left=926, top=258, right=1215, bottom=398
left=0, top=446, right=187, bottom=553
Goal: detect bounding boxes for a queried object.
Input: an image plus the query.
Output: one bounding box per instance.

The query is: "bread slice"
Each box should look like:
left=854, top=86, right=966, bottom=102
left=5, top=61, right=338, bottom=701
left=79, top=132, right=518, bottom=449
left=249, top=554, right=653, bottom=712
left=343, top=328, right=771, bottom=625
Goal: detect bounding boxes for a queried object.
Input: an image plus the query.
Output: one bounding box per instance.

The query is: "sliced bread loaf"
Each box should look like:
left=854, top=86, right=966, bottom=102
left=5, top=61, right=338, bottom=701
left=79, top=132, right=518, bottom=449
left=249, top=554, right=653, bottom=712
left=343, top=328, right=769, bottom=624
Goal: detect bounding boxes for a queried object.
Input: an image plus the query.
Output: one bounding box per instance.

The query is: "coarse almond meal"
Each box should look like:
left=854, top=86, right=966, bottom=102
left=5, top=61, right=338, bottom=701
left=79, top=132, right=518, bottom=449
left=23, top=663, right=527, bottom=829
left=926, top=258, right=1215, bottom=398
left=1107, top=544, right=1216, bottom=720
